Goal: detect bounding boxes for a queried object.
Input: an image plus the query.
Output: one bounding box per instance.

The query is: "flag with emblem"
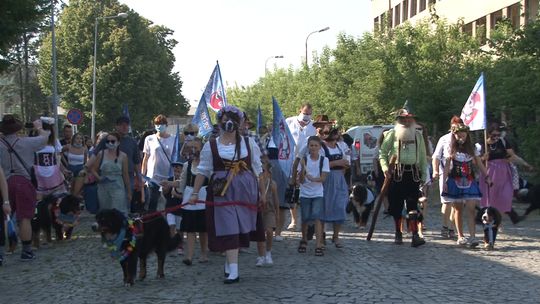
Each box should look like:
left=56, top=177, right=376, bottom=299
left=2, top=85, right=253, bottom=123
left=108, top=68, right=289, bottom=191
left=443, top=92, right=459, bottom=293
left=204, top=61, right=227, bottom=112
left=461, top=73, right=486, bottom=131
left=272, top=97, right=295, bottom=177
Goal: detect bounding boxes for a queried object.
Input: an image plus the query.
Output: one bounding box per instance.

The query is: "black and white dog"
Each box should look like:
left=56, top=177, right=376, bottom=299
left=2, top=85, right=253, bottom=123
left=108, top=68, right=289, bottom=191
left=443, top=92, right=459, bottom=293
left=477, top=206, right=502, bottom=250
left=346, top=183, right=376, bottom=229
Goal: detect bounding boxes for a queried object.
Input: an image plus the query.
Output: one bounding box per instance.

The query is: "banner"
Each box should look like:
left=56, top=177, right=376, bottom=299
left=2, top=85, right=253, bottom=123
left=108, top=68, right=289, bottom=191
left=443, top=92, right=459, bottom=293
left=272, top=97, right=295, bottom=177
left=204, top=62, right=227, bottom=112
left=256, top=104, right=263, bottom=136
left=461, top=73, right=486, bottom=131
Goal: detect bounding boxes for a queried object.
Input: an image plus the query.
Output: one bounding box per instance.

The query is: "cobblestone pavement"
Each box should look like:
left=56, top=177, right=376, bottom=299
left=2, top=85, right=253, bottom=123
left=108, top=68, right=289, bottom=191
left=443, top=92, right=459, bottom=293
left=1, top=198, right=539, bottom=304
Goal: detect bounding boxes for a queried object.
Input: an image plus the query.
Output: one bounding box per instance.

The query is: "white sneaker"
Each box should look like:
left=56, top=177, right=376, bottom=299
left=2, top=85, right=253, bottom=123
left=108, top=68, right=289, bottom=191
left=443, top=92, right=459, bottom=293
left=274, top=235, right=284, bottom=241
left=287, top=223, right=297, bottom=230
left=255, top=256, right=265, bottom=267
left=457, top=237, right=468, bottom=246
left=265, top=255, right=273, bottom=266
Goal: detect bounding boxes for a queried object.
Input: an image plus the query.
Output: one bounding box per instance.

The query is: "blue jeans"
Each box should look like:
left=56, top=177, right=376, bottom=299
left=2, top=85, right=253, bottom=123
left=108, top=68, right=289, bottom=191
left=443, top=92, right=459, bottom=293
left=300, top=197, right=323, bottom=224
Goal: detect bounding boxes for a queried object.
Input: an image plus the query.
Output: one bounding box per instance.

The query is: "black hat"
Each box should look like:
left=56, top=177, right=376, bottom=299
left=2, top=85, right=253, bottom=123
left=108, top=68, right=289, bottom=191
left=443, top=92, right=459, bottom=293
left=0, top=115, right=23, bottom=134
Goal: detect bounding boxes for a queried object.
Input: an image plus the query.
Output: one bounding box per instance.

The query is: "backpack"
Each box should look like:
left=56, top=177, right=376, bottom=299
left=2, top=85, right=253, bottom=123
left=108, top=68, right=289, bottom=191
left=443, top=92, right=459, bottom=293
left=303, top=155, right=325, bottom=176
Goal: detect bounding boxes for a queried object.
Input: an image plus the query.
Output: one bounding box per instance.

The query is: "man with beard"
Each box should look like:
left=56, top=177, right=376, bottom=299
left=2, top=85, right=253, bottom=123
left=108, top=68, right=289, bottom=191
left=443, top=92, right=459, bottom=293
left=379, top=109, right=427, bottom=247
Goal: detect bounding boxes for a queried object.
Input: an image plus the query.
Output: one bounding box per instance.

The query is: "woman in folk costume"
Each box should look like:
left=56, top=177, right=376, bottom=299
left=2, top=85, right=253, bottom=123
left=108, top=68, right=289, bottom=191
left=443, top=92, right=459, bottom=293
left=321, top=127, right=350, bottom=248
left=189, top=105, right=262, bottom=284
left=480, top=123, right=533, bottom=224
left=441, top=123, right=490, bottom=247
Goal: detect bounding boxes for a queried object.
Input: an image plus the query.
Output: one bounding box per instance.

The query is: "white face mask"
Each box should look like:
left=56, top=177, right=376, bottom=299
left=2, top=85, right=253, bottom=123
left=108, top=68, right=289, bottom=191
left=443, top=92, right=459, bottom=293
left=105, top=142, right=117, bottom=150
left=298, top=113, right=311, bottom=122
left=155, top=124, right=167, bottom=133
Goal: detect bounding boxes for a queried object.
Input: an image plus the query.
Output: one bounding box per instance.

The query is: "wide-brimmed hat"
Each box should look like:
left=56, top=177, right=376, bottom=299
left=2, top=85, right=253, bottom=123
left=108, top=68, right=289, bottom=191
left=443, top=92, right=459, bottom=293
left=312, top=114, right=335, bottom=128
left=0, top=115, right=23, bottom=134
left=395, top=108, right=415, bottom=119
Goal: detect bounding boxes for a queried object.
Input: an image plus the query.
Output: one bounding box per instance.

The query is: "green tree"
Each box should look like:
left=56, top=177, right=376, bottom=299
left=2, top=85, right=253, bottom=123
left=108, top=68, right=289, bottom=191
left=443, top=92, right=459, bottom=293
left=0, top=0, right=50, bottom=72
left=38, top=0, right=188, bottom=133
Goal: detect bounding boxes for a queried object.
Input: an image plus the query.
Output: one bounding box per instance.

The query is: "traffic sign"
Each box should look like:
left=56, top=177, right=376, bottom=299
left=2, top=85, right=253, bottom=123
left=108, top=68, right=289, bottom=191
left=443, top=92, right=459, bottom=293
left=67, top=109, right=83, bottom=125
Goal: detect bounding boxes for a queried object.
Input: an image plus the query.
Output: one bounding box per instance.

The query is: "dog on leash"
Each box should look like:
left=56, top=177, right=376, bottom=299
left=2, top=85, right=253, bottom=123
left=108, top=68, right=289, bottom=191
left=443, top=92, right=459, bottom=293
left=95, top=209, right=181, bottom=286
left=31, top=193, right=82, bottom=248
left=346, top=183, right=375, bottom=229
left=477, top=206, right=502, bottom=250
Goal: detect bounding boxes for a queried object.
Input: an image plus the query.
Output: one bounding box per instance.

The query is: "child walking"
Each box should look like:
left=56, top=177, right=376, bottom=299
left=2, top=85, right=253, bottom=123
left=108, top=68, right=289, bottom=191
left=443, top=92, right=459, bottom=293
left=256, top=161, right=280, bottom=266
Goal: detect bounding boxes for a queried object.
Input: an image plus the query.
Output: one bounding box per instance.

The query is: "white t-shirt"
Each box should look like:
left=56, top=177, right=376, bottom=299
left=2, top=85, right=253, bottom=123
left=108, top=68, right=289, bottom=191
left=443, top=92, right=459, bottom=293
left=285, top=116, right=316, bottom=153
left=299, top=155, right=330, bottom=198
left=143, top=134, right=175, bottom=182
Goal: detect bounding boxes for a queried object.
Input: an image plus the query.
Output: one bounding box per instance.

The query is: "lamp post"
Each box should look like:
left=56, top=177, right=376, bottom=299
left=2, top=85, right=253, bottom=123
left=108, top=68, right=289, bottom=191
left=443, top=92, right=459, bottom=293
left=91, top=12, right=128, bottom=140
left=304, top=26, right=330, bottom=68
left=265, top=55, right=284, bottom=75
left=51, top=0, right=59, bottom=139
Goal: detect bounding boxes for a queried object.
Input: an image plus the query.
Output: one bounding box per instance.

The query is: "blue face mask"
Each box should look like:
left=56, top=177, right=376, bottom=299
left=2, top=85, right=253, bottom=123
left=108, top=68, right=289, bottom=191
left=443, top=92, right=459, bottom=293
left=155, top=124, right=167, bottom=132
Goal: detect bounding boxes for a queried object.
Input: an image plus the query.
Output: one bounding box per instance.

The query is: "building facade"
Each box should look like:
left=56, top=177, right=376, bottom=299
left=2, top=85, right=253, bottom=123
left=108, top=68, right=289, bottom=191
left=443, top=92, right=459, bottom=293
left=372, top=0, right=538, bottom=40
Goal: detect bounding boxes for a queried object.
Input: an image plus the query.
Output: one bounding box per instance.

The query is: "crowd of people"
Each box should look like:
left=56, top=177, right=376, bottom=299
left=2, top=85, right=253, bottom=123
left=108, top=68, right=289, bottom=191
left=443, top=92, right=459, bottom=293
left=0, top=103, right=535, bottom=284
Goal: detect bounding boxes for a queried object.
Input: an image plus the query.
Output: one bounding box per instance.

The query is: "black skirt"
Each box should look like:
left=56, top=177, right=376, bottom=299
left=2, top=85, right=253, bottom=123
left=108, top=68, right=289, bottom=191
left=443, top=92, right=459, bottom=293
left=180, top=209, right=207, bottom=233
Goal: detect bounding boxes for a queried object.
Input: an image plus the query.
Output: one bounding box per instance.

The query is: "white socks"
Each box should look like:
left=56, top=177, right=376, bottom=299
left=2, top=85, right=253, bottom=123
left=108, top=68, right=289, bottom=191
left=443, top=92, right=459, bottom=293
left=224, top=260, right=230, bottom=274
left=265, top=251, right=272, bottom=258
left=228, top=263, right=238, bottom=280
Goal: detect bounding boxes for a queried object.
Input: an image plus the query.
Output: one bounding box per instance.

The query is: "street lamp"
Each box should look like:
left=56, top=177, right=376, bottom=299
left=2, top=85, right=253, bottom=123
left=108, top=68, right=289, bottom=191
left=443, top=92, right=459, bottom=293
left=91, top=12, right=128, bottom=140
left=305, top=26, right=330, bottom=68
left=265, top=55, right=284, bottom=75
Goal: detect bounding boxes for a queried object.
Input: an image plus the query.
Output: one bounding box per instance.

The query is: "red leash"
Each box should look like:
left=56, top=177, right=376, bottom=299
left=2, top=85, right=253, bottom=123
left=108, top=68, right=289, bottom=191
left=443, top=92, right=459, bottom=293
left=138, top=200, right=258, bottom=221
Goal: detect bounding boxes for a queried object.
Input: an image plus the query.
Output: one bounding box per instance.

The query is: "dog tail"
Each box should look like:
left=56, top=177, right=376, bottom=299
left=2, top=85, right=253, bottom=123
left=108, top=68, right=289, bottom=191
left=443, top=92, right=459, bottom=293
left=167, top=233, right=182, bottom=251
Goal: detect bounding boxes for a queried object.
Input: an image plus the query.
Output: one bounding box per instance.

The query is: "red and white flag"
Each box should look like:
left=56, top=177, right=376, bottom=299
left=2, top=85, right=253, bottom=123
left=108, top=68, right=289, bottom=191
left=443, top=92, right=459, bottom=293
left=461, top=73, right=486, bottom=131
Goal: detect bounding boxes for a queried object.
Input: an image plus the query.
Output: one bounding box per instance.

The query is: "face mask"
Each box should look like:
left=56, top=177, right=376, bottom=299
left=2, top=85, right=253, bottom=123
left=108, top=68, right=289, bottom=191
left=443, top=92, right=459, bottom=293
left=106, top=142, right=117, bottom=150
left=221, top=120, right=237, bottom=133
left=72, top=143, right=83, bottom=148
left=155, top=124, right=167, bottom=132
left=298, top=114, right=311, bottom=122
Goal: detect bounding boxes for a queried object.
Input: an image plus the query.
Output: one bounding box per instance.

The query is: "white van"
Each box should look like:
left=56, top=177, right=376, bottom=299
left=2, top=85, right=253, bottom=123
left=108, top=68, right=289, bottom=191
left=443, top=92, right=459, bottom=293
left=346, top=125, right=393, bottom=176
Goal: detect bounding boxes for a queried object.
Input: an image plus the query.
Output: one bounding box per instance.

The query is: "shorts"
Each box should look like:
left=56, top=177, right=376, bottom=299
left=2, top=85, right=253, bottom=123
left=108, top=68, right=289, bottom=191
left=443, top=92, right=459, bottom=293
left=262, top=210, right=276, bottom=230
left=8, top=175, right=37, bottom=220
left=299, top=196, right=323, bottom=224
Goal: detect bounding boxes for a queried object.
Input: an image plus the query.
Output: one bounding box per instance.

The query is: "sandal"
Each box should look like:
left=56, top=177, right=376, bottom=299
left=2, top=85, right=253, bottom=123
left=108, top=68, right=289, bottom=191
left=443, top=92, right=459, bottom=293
left=182, top=258, right=192, bottom=266
left=297, top=240, right=307, bottom=253
left=315, top=247, right=324, bottom=256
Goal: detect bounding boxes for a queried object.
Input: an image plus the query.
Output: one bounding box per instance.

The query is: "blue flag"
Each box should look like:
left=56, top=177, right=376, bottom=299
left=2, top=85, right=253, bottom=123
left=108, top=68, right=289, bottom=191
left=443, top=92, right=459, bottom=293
left=192, top=98, right=213, bottom=137
left=256, top=104, right=264, bottom=136
left=204, top=62, right=227, bottom=112
left=272, top=97, right=295, bottom=177
left=121, top=103, right=132, bottom=134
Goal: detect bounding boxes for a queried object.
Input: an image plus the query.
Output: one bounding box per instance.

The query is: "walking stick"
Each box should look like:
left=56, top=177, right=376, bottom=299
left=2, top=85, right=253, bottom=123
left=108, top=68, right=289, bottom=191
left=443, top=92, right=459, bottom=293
left=367, top=155, right=397, bottom=241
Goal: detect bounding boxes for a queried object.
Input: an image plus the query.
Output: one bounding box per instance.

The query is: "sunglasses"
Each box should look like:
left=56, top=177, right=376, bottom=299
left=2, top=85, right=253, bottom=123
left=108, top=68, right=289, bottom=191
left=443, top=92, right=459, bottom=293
left=106, top=140, right=117, bottom=144
left=184, top=131, right=195, bottom=136
left=321, top=131, right=330, bottom=135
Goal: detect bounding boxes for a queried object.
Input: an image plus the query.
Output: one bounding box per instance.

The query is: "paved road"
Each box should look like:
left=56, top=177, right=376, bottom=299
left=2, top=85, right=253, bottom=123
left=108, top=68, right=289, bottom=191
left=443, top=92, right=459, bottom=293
left=1, top=199, right=539, bottom=304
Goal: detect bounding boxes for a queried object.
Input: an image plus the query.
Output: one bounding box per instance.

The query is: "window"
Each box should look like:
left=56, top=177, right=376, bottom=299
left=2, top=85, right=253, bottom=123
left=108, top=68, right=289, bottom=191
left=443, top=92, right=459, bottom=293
left=507, top=3, right=520, bottom=29
left=420, top=0, right=427, bottom=12
left=428, top=0, right=436, bottom=5
left=389, top=8, right=393, bottom=28
left=403, top=0, right=409, bottom=21
left=411, top=0, right=418, bottom=17
left=395, top=4, right=401, bottom=26
left=490, top=10, right=503, bottom=29
left=463, top=22, right=473, bottom=36
left=374, top=16, right=380, bottom=31
left=476, top=16, right=487, bottom=45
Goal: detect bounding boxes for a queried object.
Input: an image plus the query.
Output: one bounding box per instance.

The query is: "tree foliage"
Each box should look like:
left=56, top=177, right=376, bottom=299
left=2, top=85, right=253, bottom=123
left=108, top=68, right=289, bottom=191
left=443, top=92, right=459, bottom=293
left=0, top=0, right=50, bottom=72
left=228, top=17, right=540, bottom=166
left=38, top=0, right=188, bottom=133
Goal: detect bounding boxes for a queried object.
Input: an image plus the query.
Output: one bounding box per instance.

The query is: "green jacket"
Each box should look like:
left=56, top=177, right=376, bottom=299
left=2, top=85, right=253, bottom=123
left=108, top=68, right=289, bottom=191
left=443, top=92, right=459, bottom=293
left=378, top=128, right=427, bottom=182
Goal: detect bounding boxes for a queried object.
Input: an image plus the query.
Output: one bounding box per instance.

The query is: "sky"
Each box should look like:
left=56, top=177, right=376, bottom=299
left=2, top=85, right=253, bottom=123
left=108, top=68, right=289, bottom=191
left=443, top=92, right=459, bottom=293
left=119, top=0, right=373, bottom=108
